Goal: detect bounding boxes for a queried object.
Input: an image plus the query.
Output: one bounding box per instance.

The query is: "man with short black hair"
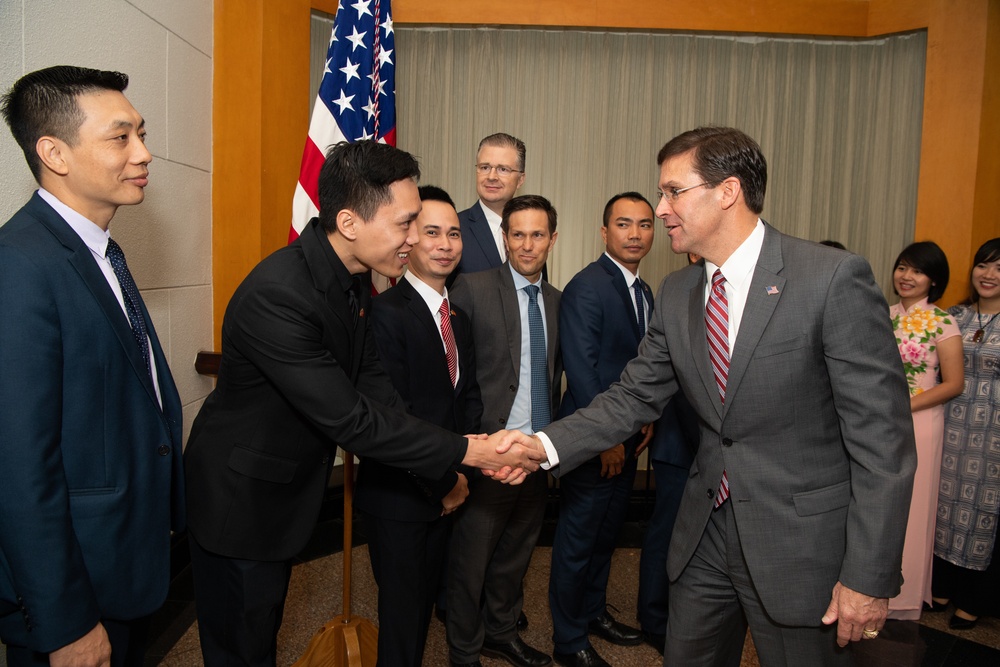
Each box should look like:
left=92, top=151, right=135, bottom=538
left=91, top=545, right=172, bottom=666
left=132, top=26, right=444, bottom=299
left=548, top=192, right=656, bottom=667
left=184, top=141, right=545, bottom=666
left=357, top=184, right=483, bottom=667
left=0, top=65, right=183, bottom=667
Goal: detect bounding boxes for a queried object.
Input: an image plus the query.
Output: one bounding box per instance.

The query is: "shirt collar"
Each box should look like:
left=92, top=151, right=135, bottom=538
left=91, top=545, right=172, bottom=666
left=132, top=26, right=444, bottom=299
left=404, top=270, right=448, bottom=314
left=478, top=199, right=503, bottom=231
left=37, top=187, right=112, bottom=258
left=509, top=263, right=542, bottom=291
left=603, top=251, right=640, bottom=285
left=705, top=219, right=765, bottom=290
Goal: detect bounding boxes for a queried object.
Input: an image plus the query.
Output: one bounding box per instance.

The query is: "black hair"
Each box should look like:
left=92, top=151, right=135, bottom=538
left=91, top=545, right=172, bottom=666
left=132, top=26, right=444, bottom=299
left=893, top=241, right=950, bottom=304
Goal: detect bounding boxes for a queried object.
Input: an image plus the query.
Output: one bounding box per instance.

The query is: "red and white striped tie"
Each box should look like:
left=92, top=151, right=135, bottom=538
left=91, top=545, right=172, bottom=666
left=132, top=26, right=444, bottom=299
left=440, top=298, right=458, bottom=387
left=706, top=269, right=730, bottom=507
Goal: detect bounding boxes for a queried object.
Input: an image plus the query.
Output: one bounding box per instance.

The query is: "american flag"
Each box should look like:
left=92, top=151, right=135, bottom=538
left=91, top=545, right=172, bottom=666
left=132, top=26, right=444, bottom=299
left=290, top=0, right=396, bottom=254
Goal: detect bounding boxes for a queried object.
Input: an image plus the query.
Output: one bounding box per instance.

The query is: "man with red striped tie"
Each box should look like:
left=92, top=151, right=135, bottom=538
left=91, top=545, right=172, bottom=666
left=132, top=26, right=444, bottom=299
left=517, top=127, right=915, bottom=667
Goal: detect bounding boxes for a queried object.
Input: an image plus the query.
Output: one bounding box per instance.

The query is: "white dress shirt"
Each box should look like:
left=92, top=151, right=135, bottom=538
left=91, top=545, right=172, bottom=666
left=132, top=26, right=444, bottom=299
left=478, top=200, right=507, bottom=262
left=403, top=270, right=459, bottom=384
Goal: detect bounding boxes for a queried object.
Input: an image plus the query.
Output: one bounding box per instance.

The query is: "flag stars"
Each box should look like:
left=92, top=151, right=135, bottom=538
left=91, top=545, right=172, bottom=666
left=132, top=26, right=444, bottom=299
left=366, top=73, right=388, bottom=97
left=346, top=26, right=368, bottom=52
left=381, top=14, right=393, bottom=37
left=324, top=57, right=334, bottom=75
left=378, top=47, right=393, bottom=69
left=332, top=89, right=355, bottom=115
left=340, top=58, right=360, bottom=83
left=351, top=0, right=372, bottom=20
left=362, top=96, right=377, bottom=120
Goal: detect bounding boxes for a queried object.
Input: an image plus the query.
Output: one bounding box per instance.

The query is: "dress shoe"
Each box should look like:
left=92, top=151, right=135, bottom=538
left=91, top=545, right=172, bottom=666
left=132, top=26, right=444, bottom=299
left=949, top=611, right=979, bottom=630
left=587, top=610, right=642, bottom=646
left=481, top=637, right=552, bottom=667
left=553, top=647, right=611, bottom=667
left=517, top=610, right=529, bottom=630
left=923, top=600, right=948, bottom=612
left=641, top=630, right=666, bottom=654
left=451, top=662, right=483, bottom=667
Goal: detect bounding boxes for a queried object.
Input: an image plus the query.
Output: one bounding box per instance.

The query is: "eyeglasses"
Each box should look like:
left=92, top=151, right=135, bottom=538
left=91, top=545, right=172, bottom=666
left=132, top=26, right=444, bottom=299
left=656, top=182, right=711, bottom=203
left=475, top=163, right=522, bottom=177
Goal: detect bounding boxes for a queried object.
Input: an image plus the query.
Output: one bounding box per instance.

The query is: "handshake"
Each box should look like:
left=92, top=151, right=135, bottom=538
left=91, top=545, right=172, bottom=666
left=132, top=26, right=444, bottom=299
left=461, top=430, right=548, bottom=485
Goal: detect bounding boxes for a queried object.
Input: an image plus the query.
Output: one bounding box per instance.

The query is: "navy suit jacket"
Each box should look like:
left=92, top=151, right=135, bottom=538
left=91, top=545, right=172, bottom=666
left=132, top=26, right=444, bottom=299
left=456, top=202, right=502, bottom=275
left=0, top=193, right=184, bottom=652
left=356, top=278, right=483, bottom=522
left=558, top=254, right=652, bottom=435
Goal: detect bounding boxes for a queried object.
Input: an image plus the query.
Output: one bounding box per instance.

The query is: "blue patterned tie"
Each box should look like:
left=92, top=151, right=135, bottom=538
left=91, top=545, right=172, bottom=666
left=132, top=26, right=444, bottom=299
left=525, top=285, right=551, bottom=431
left=633, top=278, right=646, bottom=334
left=106, top=238, right=151, bottom=379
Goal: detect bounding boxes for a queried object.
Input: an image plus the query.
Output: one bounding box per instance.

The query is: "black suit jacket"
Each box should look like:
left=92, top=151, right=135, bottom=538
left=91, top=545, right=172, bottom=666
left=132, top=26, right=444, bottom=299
left=356, top=278, right=483, bottom=522
left=456, top=202, right=502, bottom=275
left=0, top=193, right=184, bottom=652
left=184, top=219, right=468, bottom=561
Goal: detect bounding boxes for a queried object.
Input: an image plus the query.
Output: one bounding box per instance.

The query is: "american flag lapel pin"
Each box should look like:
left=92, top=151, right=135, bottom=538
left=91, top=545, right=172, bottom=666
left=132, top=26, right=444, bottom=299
left=765, top=285, right=780, bottom=295
left=359, top=308, right=365, bottom=318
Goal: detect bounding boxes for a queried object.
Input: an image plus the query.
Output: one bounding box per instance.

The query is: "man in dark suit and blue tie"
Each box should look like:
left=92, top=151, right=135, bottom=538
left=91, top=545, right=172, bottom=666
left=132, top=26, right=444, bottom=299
left=455, top=133, right=524, bottom=275
left=448, top=195, right=563, bottom=667
left=0, top=66, right=184, bottom=667
left=548, top=193, right=657, bottom=667
left=518, top=127, right=915, bottom=666
left=357, top=185, right=483, bottom=666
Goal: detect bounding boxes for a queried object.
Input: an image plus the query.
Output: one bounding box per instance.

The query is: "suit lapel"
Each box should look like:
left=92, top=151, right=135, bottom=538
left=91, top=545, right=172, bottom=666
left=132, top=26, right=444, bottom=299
left=401, top=280, right=454, bottom=392
left=469, top=204, right=502, bottom=266
left=26, top=195, right=160, bottom=406
left=498, top=265, right=522, bottom=378
left=599, top=254, right=642, bottom=342
left=542, top=282, right=559, bottom=383
left=687, top=268, right=722, bottom=419
left=724, top=226, right=785, bottom=411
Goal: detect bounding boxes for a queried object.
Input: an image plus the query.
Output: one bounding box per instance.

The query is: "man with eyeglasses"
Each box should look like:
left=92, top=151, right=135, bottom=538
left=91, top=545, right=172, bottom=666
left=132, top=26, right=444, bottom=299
left=506, top=127, right=915, bottom=666
left=455, top=132, right=526, bottom=276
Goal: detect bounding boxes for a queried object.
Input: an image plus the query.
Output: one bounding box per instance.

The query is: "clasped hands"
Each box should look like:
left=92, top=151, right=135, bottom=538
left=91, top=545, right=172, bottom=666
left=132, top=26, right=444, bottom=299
left=461, top=430, right=546, bottom=485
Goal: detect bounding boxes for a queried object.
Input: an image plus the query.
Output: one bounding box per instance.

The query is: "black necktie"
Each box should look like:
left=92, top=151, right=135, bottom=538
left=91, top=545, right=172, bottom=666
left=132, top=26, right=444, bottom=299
left=106, top=238, right=151, bottom=378
left=633, top=278, right=646, bottom=334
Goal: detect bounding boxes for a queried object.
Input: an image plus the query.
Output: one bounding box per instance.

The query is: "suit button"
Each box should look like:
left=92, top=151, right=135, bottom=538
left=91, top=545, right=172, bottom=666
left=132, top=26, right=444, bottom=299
left=157, top=445, right=171, bottom=456
left=509, top=385, right=516, bottom=392
left=320, top=456, right=329, bottom=465
left=499, top=418, right=506, bottom=425
left=707, top=489, right=715, bottom=499
left=722, top=438, right=733, bottom=447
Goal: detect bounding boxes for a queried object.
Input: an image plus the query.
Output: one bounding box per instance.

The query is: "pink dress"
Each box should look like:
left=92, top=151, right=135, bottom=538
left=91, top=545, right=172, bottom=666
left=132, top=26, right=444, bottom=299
left=887, top=299, right=960, bottom=619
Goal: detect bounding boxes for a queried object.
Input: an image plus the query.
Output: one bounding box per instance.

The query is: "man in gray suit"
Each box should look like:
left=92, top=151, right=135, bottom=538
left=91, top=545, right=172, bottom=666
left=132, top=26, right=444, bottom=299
left=519, top=127, right=915, bottom=666
left=447, top=195, right=562, bottom=667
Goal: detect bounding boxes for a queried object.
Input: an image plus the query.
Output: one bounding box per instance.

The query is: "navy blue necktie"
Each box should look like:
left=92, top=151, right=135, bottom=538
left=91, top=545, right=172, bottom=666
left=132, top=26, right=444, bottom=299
left=633, top=278, right=646, bottom=334
left=106, top=238, right=151, bottom=379
left=525, top=285, right=551, bottom=431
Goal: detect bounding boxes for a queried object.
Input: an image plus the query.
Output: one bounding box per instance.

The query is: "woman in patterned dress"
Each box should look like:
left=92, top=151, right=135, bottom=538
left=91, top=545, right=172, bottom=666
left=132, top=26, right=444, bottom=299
left=888, top=242, right=963, bottom=620
left=932, top=238, right=1000, bottom=629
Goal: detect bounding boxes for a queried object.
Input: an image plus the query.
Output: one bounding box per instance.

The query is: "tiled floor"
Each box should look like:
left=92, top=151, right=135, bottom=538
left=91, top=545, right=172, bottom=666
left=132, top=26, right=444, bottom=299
left=153, top=544, right=1000, bottom=667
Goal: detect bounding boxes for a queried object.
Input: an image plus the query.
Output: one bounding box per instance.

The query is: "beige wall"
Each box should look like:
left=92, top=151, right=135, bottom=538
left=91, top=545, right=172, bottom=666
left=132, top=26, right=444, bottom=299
left=0, top=0, right=215, bottom=444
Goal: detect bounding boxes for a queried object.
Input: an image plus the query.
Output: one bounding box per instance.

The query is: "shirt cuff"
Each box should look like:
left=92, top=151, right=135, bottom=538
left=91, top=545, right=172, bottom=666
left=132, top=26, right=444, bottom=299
left=536, top=431, right=560, bottom=469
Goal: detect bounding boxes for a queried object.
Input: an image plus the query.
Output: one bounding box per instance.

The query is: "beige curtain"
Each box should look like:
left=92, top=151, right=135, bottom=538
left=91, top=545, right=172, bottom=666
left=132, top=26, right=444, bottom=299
left=312, top=18, right=926, bottom=297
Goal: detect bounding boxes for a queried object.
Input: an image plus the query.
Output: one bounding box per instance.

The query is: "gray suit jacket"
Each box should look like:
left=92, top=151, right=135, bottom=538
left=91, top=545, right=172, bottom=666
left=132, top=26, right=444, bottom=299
left=543, top=225, right=915, bottom=626
left=450, top=263, right=562, bottom=431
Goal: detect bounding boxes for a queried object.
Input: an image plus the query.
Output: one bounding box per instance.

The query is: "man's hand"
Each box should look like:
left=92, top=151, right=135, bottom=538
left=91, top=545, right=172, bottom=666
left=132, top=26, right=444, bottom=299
left=599, top=444, right=625, bottom=478
left=50, top=622, right=111, bottom=667
left=634, top=423, right=655, bottom=456
left=821, top=581, right=889, bottom=647
left=462, top=430, right=546, bottom=485
left=441, top=472, right=469, bottom=515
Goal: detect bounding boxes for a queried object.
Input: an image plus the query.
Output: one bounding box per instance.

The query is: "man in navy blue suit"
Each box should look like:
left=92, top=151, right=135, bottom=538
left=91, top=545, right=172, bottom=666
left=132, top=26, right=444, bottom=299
left=0, top=66, right=184, bottom=667
left=455, top=133, right=525, bottom=276
left=548, top=193, right=656, bottom=667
